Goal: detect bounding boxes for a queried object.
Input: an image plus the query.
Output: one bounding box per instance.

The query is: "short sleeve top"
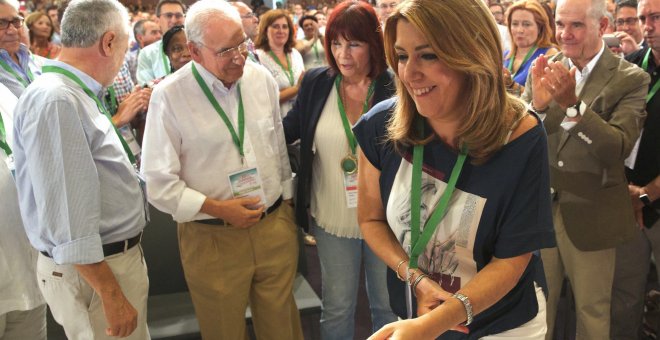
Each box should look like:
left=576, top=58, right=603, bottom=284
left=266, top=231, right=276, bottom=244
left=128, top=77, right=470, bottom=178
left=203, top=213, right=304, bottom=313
left=353, top=98, right=556, bottom=338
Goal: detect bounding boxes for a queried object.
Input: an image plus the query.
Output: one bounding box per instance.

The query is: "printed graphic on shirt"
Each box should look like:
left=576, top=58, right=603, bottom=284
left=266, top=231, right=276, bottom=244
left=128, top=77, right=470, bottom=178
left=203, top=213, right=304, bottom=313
left=386, top=158, right=486, bottom=293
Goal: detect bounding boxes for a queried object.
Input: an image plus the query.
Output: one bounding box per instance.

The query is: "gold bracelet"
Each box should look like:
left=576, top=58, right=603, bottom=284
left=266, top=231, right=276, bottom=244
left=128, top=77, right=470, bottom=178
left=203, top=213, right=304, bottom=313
left=412, top=273, right=429, bottom=297
left=395, top=259, right=407, bottom=281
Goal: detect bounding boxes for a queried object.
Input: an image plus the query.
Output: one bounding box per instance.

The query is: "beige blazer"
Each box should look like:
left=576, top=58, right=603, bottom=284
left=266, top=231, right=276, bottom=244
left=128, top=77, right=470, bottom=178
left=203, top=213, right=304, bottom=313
left=523, top=49, right=650, bottom=251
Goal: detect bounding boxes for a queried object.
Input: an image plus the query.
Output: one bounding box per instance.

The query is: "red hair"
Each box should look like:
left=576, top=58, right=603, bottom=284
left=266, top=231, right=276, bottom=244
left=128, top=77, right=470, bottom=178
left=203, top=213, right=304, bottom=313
left=324, top=0, right=386, bottom=78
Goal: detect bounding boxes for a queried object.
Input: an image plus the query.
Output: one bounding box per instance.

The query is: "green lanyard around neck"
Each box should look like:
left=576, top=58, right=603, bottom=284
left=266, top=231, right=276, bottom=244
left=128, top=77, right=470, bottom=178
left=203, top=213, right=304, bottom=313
left=41, top=65, right=137, bottom=165
left=507, top=44, right=537, bottom=76
left=334, top=74, right=376, bottom=155
left=642, top=49, right=660, bottom=104
left=0, top=112, right=11, bottom=157
left=191, top=63, right=245, bottom=158
left=409, top=139, right=468, bottom=270
left=268, top=50, right=294, bottom=86
left=105, top=85, right=118, bottom=115
left=312, top=39, right=320, bottom=61
left=0, top=58, right=34, bottom=88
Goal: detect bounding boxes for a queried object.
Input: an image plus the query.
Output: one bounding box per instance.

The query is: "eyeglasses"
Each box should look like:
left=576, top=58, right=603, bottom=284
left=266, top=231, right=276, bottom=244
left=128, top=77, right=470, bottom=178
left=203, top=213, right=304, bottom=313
left=0, top=16, right=24, bottom=30
left=159, top=12, right=184, bottom=20
left=378, top=2, right=398, bottom=9
left=639, top=12, right=660, bottom=25
left=200, top=38, right=249, bottom=59
left=240, top=12, right=256, bottom=19
left=615, top=17, right=638, bottom=26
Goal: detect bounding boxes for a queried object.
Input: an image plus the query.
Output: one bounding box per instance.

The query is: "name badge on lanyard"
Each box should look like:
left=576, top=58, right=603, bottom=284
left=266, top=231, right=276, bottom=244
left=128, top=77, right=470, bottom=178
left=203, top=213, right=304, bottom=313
left=228, top=167, right=267, bottom=209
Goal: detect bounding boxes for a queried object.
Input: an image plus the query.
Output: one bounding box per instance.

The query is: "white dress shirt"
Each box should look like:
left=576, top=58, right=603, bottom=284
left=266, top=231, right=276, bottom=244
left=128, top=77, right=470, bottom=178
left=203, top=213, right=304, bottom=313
left=561, top=43, right=606, bottom=130
left=0, top=84, right=44, bottom=315
left=141, top=60, right=293, bottom=222
left=136, top=40, right=169, bottom=85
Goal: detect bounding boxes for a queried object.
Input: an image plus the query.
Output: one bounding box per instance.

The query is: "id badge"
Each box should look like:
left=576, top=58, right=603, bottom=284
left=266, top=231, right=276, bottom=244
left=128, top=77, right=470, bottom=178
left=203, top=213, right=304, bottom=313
left=119, top=125, right=141, bottom=157
left=343, top=171, right=358, bottom=208
left=228, top=167, right=267, bottom=208
left=5, top=154, right=15, bottom=179
left=405, top=244, right=413, bottom=319
left=136, top=170, right=150, bottom=223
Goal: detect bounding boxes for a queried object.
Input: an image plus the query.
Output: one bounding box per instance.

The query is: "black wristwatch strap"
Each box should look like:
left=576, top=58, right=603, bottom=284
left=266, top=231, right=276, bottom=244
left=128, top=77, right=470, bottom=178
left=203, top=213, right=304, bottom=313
left=640, top=193, right=653, bottom=207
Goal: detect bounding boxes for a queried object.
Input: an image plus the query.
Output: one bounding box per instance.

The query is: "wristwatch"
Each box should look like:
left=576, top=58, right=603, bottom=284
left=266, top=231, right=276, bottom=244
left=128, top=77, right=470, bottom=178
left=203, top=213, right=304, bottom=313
left=640, top=193, right=653, bottom=207
left=566, top=101, right=586, bottom=118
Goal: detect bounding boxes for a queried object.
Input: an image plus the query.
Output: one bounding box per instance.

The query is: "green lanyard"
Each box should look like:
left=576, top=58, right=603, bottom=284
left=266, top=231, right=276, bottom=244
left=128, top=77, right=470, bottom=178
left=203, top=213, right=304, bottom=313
left=105, top=85, right=118, bottom=115
left=268, top=51, right=294, bottom=86
left=0, top=112, right=11, bottom=157
left=507, top=44, right=537, bottom=76
left=41, top=65, right=137, bottom=165
left=0, top=58, right=34, bottom=88
left=191, top=63, right=245, bottom=158
left=642, top=49, right=660, bottom=104
left=161, top=44, right=171, bottom=75
left=334, top=74, right=376, bottom=155
left=312, top=39, right=320, bottom=61
left=409, top=140, right=468, bottom=269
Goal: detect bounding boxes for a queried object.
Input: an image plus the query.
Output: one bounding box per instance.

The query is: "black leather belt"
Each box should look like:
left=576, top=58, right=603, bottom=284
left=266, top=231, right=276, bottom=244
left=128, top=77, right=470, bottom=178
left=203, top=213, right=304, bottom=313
left=40, top=232, right=143, bottom=258
left=196, top=196, right=283, bottom=226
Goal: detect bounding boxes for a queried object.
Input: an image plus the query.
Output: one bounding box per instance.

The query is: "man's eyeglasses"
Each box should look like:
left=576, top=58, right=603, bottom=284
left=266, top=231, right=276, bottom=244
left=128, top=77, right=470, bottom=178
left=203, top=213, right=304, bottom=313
left=615, top=17, right=639, bottom=26
left=639, top=12, right=660, bottom=25
left=378, top=2, right=398, bottom=9
left=241, top=12, right=256, bottom=19
left=0, top=16, right=24, bottom=30
left=159, top=12, right=184, bottom=20
left=200, top=38, right=249, bottom=59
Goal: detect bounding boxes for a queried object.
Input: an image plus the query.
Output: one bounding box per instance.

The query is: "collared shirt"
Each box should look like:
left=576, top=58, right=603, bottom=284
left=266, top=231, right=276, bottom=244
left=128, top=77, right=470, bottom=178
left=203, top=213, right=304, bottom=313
left=13, top=59, right=146, bottom=265
left=0, top=44, right=43, bottom=97
left=561, top=43, right=606, bottom=130
left=108, top=60, right=135, bottom=104
left=0, top=83, right=44, bottom=315
left=136, top=40, right=169, bottom=85
left=141, top=60, right=293, bottom=222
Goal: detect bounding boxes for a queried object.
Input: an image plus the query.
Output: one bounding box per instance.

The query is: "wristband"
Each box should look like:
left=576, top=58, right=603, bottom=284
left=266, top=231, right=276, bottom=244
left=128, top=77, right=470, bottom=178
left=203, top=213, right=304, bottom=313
left=453, top=293, right=474, bottom=326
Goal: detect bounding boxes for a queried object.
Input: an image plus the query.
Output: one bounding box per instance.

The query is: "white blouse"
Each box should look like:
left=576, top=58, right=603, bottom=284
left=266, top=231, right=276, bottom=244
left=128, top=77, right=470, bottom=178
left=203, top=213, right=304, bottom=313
left=255, top=48, right=305, bottom=117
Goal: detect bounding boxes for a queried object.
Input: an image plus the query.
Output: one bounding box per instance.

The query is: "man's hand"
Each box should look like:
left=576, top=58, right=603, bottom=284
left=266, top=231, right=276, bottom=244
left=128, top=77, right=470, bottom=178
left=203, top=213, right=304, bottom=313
left=613, top=31, right=641, bottom=56
left=539, top=60, right=578, bottom=110
left=530, top=54, right=554, bottom=110
left=74, top=261, right=139, bottom=338
left=629, top=184, right=645, bottom=229
left=101, top=289, right=139, bottom=337
left=201, top=197, right=265, bottom=228
left=111, top=86, right=151, bottom=128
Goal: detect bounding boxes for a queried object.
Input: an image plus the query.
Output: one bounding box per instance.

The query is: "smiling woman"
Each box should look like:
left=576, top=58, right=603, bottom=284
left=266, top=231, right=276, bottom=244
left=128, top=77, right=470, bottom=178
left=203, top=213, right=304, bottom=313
left=162, top=25, right=190, bottom=72
left=352, top=0, right=556, bottom=338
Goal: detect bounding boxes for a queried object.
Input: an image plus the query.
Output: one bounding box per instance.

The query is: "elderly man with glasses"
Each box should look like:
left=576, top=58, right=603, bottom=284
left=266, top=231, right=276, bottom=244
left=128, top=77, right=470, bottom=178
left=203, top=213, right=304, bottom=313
left=140, top=1, right=302, bottom=339
left=136, top=0, right=185, bottom=84
left=0, top=0, right=43, bottom=97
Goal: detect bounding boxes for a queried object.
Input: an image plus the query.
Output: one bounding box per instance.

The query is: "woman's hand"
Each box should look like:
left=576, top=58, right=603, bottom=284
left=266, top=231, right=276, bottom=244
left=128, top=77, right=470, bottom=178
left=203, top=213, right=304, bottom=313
left=415, top=277, right=470, bottom=333
left=368, top=319, right=433, bottom=340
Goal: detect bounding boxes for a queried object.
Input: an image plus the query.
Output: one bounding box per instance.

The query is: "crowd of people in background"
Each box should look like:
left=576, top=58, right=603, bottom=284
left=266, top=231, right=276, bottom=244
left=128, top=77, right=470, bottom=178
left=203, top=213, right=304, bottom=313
left=0, top=0, right=658, bottom=339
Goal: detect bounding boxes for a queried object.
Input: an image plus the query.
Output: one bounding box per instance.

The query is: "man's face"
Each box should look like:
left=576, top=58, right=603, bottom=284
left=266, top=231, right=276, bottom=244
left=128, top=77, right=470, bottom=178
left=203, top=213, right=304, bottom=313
left=157, top=3, right=184, bottom=32
left=555, top=0, right=606, bottom=64
left=0, top=3, right=21, bottom=56
left=489, top=4, right=505, bottom=25
left=47, top=8, right=59, bottom=30
left=376, top=0, right=399, bottom=21
left=104, top=31, right=129, bottom=87
left=138, top=20, right=162, bottom=48
left=638, top=0, right=660, bottom=51
left=234, top=3, right=258, bottom=40
left=190, top=18, right=246, bottom=87
left=616, top=6, right=643, bottom=43
left=294, top=4, right=303, bottom=16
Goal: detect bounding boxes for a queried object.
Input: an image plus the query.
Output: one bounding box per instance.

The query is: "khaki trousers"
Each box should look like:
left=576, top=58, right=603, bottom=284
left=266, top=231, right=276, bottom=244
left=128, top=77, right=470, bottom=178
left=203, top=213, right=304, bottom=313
left=178, top=204, right=303, bottom=340
left=36, top=245, right=150, bottom=340
left=541, top=205, right=615, bottom=340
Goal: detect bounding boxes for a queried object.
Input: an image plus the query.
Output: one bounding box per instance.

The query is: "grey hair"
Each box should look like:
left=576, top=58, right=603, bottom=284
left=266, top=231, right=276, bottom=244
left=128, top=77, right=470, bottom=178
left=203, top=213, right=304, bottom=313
left=60, top=0, right=129, bottom=48
left=0, top=0, right=20, bottom=10
left=184, top=0, right=241, bottom=45
left=588, top=0, right=608, bottom=20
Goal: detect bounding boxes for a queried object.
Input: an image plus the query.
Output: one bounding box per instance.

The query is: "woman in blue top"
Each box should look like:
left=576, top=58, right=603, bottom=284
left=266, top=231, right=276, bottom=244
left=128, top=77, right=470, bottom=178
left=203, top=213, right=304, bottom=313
left=354, top=0, right=556, bottom=338
left=503, top=0, right=558, bottom=96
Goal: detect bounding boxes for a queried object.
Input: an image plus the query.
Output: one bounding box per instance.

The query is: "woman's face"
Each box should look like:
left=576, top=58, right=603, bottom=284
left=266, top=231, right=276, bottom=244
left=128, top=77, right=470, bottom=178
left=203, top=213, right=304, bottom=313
left=267, top=17, right=290, bottom=49
left=510, top=10, right=540, bottom=50
left=331, top=35, right=371, bottom=79
left=32, top=15, right=52, bottom=38
left=395, top=20, right=464, bottom=122
left=167, top=30, right=191, bottom=72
